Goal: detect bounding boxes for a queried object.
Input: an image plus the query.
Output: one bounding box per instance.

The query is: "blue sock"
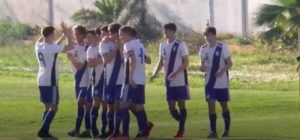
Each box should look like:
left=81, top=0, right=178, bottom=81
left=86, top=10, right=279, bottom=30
left=120, top=108, right=130, bottom=136
left=108, top=112, right=114, bottom=134
left=39, top=111, right=56, bottom=133
left=101, top=109, right=108, bottom=134
left=179, top=109, right=187, bottom=132
left=42, top=111, right=47, bottom=120
left=90, top=106, right=99, bottom=136
left=85, top=110, right=91, bottom=130
left=136, top=110, right=148, bottom=135
left=170, top=109, right=180, bottom=121
left=114, top=110, right=122, bottom=134
left=209, top=113, right=217, bottom=133
left=75, top=107, right=84, bottom=132
left=222, top=111, right=231, bottom=131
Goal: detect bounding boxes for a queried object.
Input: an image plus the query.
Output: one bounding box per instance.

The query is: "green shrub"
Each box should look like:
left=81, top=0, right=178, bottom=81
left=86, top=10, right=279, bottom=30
left=0, top=20, right=38, bottom=45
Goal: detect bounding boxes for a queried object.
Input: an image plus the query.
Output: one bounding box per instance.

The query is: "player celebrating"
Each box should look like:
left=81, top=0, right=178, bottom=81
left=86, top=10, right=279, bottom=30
left=99, top=22, right=124, bottom=137
left=35, top=23, right=73, bottom=138
left=199, top=26, right=232, bottom=138
left=67, top=25, right=92, bottom=137
left=118, top=26, right=151, bottom=138
left=150, top=23, right=190, bottom=138
left=86, top=29, right=105, bottom=138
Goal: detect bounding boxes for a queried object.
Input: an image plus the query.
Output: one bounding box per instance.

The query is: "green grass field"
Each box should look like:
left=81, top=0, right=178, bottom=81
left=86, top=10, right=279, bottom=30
left=0, top=43, right=299, bottom=140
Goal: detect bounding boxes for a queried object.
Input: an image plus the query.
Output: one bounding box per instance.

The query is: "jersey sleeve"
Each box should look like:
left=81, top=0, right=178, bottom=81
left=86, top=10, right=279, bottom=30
left=179, top=42, right=189, bottom=57
left=222, top=44, right=230, bottom=59
left=124, top=43, right=135, bottom=57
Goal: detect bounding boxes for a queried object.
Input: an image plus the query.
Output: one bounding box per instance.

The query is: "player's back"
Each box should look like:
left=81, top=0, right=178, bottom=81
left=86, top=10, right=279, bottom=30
left=35, top=42, right=63, bottom=86
left=124, top=39, right=146, bottom=85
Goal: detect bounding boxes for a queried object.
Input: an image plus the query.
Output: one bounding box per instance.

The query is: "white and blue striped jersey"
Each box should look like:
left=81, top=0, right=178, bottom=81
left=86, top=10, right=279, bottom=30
left=99, top=41, right=124, bottom=86
left=68, top=44, right=89, bottom=87
left=159, top=40, right=189, bottom=87
left=87, top=45, right=104, bottom=86
left=35, top=42, right=64, bottom=86
left=199, top=42, right=230, bottom=89
left=123, top=39, right=146, bottom=85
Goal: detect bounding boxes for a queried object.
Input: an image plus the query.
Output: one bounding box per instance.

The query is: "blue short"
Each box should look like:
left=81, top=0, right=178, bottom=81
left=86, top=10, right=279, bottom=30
left=106, top=85, right=122, bottom=104
left=92, top=82, right=105, bottom=101
left=121, top=84, right=145, bottom=104
left=39, top=86, right=59, bottom=105
left=205, top=86, right=230, bottom=102
left=166, top=86, right=190, bottom=101
left=75, top=87, right=88, bottom=99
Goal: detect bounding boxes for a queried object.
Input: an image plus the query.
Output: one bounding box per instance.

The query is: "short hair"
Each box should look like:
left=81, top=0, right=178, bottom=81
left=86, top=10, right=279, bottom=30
left=42, top=26, right=55, bottom=38
left=120, top=26, right=137, bottom=37
left=204, top=26, right=217, bottom=36
left=86, top=29, right=97, bottom=36
left=95, top=25, right=102, bottom=36
left=100, top=25, right=109, bottom=33
left=108, top=22, right=122, bottom=34
left=73, top=25, right=87, bottom=36
left=163, top=23, right=177, bottom=32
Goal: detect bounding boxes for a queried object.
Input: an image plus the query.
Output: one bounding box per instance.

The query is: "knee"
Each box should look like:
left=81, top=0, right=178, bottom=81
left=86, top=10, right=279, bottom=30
left=50, top=105, right=58, bottom=112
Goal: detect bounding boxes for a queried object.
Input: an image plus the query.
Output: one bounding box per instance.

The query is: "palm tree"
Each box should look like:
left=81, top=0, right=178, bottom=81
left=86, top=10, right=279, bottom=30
left=71, top=0, right=144, bottom=25
left=255, top=0, right=300, bottom=48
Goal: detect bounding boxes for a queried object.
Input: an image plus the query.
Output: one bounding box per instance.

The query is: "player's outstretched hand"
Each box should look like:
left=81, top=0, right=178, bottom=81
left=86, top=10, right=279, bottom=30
left=167, top=71, right=177, bottom=81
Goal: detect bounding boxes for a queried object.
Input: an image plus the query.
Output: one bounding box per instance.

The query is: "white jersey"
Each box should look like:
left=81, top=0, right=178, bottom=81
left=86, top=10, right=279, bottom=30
left=199, top=41, right=230, bottom=89
left=160, top=40, right=189, bottom=87
left=87, top=45, right=104, bottom=86
left=35, top=42, right=64, bottom=86
left=99, top=41, right=124, bottom=86
left=67, top=44, right=89, bottom=87
left=123, top=39, right=146, bottom=85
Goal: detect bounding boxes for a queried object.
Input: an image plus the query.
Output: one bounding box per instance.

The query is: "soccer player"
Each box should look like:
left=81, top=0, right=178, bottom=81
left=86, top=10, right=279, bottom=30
left=86, top=29, right=105, bottom=138
left=94, top=25, right=109, bottom=137
left=35, top=23, right=73, bottom=138
left=150, top=23, right=189, bottom=138
left=67, top=25, right=92, bottom=137
left=118, top=26, right=151, bottom=138
left=199, top=26, right=232, bottom=138
left=99, top=22, right=124, bottom=137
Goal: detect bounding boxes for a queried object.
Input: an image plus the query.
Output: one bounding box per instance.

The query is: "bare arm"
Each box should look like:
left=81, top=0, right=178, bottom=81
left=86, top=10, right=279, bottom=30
left=150, top=56, right=163, bottom=80
left=129, top=54, right=137, bottom=87
left=88, top=57, right=103, bottom=67
left=67, top=53, right=85, bottom=70
left=102, top=50, right=116, bottom=64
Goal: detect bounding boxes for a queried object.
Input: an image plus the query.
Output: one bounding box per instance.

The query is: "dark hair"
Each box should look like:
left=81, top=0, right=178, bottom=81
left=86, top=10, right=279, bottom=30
left=120, top=26, right=137, bottom=37
left=73, top=25, right=87, bottom=36
left=108, top=22, right=122, bottom=34
left=204, top=26, right=217, bottom=36
left=86, top=29, right=97, bottom=36
left=42, top=26, right=55, bottom=38
left=95, top=25, right=102, bottom=36
left=100, top=25, right=109, bottom=33
left=163, top=23, right=177, bottom=32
